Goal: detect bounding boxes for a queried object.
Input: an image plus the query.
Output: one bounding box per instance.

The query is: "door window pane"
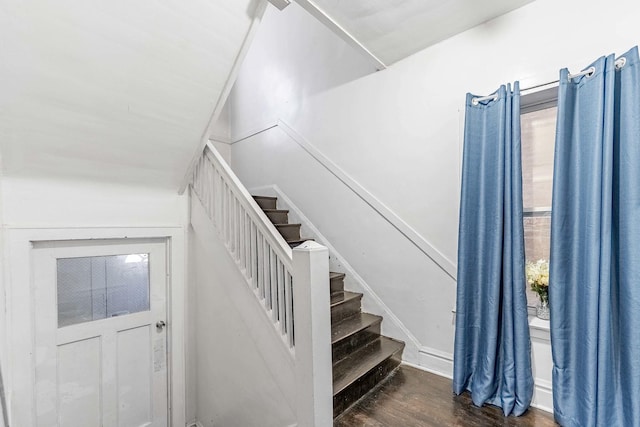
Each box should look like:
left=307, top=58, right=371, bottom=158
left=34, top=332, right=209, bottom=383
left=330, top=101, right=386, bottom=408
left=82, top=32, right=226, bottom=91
left=57, top=254, right=150, bottom=327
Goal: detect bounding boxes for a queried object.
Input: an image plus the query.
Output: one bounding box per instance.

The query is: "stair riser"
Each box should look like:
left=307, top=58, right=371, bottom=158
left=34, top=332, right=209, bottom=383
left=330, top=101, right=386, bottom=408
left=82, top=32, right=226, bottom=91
left=330, top=276, right=345, bottom=293
left=331, top=298, right=362, bottom=324
left=254, top=197, right=277, bottom=210
left=277, top=225, right=301, bottom=241
left=333, top=352, right=402, bottom=418
left=265, top=211, right=288, bottom=224
left=332, top=322, right=381, bottom=364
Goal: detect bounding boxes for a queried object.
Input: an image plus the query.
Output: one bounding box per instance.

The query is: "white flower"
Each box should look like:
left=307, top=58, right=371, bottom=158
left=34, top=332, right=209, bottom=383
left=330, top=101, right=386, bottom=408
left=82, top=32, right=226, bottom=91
left=526, top=259, right=550, bottom=290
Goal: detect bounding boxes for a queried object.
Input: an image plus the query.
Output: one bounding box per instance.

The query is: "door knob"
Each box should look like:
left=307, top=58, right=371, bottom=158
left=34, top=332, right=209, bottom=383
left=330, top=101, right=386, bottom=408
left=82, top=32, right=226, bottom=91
left=156, top=320, right=166, bottom=331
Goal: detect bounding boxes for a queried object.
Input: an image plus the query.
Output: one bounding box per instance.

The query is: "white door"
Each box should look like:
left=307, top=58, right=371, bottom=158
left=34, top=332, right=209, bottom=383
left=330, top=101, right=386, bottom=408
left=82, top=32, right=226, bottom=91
left=33, top=239, right=169, bottom=427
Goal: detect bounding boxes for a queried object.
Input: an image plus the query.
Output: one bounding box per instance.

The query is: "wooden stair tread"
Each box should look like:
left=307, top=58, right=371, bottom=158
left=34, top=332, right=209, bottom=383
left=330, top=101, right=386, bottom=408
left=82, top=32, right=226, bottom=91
left=286, top=237, right=314, bottom=244
left=331, top=313, right=382, bottom=345
left=330, top=291, right=362, bottom=308
left=275, top=223, right=301, bottom=227
left=262, top=208, right=289, bottom=213
left=332, top=336, right=404, bottom=395
left=330, top=272, right=345, bottom=280
left=253, top=195, right=277, bottom=210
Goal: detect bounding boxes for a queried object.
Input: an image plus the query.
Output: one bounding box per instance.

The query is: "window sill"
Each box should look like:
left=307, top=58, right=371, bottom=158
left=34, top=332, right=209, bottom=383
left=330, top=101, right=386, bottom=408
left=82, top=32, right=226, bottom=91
left=528, top=314, right=550, bottom=341
left=451, top=309, right=551, bottom=342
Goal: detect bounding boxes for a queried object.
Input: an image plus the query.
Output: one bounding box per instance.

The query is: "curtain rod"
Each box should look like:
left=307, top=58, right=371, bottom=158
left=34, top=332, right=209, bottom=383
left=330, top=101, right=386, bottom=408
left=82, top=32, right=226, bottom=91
left=471, top=80, right=559, bottom=105
left=472, top=57, right=628, bottom=105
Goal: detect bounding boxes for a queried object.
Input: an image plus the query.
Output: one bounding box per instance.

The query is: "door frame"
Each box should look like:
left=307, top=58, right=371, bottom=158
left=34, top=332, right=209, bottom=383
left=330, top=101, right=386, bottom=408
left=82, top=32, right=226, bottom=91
left=4, top=227, right=186, bottom=427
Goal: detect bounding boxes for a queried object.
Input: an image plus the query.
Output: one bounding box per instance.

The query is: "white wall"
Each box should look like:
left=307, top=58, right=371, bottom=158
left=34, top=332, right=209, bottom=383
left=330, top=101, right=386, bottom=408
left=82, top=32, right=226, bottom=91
left=229, top=0, right=640, bottom=413
left=1, top=177, right=188, bottom=228
left=230, top=3, right=377, bottom=135
left=210, top=101, right=233, bottom=165
left=189, top=194, right=296, bottom=427
left=233, top=129, right=456, bottom=359
left=0, top=176, right=191, bottom=425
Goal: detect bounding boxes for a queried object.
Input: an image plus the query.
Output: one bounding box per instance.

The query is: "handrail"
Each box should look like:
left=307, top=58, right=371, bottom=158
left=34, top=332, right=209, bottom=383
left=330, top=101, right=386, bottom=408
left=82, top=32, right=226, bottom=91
left=203, top=142, right=293, bottom=267
left=192, top=143, right=296, bottom=349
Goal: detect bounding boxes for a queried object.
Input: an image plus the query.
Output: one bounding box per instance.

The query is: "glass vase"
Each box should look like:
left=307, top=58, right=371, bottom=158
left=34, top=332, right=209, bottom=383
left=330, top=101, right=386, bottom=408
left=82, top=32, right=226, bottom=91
left=536, top=297, right=550, bottom=320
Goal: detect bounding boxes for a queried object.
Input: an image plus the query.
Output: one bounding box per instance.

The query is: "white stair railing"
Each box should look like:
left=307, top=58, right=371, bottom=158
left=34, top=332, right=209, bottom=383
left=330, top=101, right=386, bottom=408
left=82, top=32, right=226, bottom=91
left=191, top=142, right=332, bottom=427
left=193, top=142, right=297, bottom=349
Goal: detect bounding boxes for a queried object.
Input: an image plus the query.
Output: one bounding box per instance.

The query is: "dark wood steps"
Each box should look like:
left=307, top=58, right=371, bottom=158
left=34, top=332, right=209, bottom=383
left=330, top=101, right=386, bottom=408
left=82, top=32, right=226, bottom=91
left=332, top=312, right=382, bottom=346
left=332, top=313, right=382, bottom=363
left=274, top=223, right=301, bottom=241
left=263, top=209, right=289, bottom=224
left=332, top=336, right=404, bottom=417
left=253, top=195, right=277, bottom=210
left=330, top=272, right=345, bottom=293
left=286, top=237, right=314, bottom=248
left=332, top=336, right=404, bottom=394
left=330, top=291, right=362, bottom=323
left=330, top=290, right=362, bottom=307
left=251, top=194, right=404, bottom=419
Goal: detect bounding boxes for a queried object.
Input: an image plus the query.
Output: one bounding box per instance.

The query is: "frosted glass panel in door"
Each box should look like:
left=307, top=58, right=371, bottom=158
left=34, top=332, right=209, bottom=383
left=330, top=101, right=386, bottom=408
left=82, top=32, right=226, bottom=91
left=57, top=254, right=150, bottom=327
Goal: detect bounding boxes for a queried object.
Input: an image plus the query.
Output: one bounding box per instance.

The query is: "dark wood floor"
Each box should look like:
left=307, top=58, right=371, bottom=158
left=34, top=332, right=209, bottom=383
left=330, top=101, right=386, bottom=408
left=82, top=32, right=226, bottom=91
left=334, top=365, right=558, bottom=427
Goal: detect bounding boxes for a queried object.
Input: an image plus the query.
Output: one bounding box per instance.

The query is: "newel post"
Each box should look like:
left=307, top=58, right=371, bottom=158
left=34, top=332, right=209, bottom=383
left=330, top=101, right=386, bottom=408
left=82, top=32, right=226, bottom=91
left=292, top=241, right=333, bottom=427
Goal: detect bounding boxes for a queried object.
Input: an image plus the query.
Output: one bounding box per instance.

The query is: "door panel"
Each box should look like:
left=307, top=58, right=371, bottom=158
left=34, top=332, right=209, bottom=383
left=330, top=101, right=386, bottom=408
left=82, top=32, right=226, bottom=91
left=117, top=326, right=152, bottom=427
left=57, top=338, right=102, bottom=427
left=34, top=239, right=168, bottom=427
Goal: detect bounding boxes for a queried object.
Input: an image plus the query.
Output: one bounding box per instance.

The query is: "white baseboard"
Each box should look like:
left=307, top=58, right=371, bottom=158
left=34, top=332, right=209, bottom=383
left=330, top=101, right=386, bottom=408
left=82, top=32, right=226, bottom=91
left=417, top=346, right=454, bottom=379
left=186, top=421, right=204, bottom=427
left=531, top=378, right=553, bottom=413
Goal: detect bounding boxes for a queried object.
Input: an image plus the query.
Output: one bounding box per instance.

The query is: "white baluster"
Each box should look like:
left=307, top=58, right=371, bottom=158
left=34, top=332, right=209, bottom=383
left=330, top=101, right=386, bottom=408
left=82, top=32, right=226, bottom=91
left=284, top=271, right=294, bottom=347
left=226, top=184, right=232, bottom=247
left=245, top=212, right=251, bottom=275
left=215, top=170, right=222, bottom=226
left=263, top=239, right=271, bottom=307
left=257, top=233, right=264, bottom=299
left=206, top=160, right=213, bottom=218
left=278, top=259, right=286, bottom=334
left=251, top=223, right=258, bottom=288
left=270, top=250, right=278, bottom=321
left=236, top=198, right=241, bottom=261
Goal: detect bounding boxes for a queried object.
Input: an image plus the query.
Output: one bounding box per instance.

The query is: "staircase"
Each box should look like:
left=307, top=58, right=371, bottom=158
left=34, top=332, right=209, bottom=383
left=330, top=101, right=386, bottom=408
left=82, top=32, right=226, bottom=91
left=253, top=195, right=405, bottom=418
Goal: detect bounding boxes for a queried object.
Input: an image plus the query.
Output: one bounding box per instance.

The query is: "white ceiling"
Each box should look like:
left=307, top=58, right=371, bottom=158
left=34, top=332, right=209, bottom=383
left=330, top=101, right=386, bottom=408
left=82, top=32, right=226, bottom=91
left=307, top=0, right=536, bottom=65
left=0, top=0, right=535, bottom=190
left=0, top=0, right=261, bottom=189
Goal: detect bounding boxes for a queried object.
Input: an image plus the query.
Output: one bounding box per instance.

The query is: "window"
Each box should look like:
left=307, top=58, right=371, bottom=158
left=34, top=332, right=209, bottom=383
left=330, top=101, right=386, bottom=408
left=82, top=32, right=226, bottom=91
left=57, top=253, right=150, bottom=327
left=521, top=87, right=557, bottom=308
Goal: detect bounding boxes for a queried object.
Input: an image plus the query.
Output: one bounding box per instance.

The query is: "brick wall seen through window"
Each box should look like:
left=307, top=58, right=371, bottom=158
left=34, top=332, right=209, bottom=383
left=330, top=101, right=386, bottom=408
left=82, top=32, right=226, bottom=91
left=521, top=105, right=556, bottom=306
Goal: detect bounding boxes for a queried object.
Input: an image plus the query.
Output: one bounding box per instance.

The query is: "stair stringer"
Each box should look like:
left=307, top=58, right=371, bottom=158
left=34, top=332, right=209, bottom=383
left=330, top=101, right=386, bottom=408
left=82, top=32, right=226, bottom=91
left=249, top=184, right=425, bottom=365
